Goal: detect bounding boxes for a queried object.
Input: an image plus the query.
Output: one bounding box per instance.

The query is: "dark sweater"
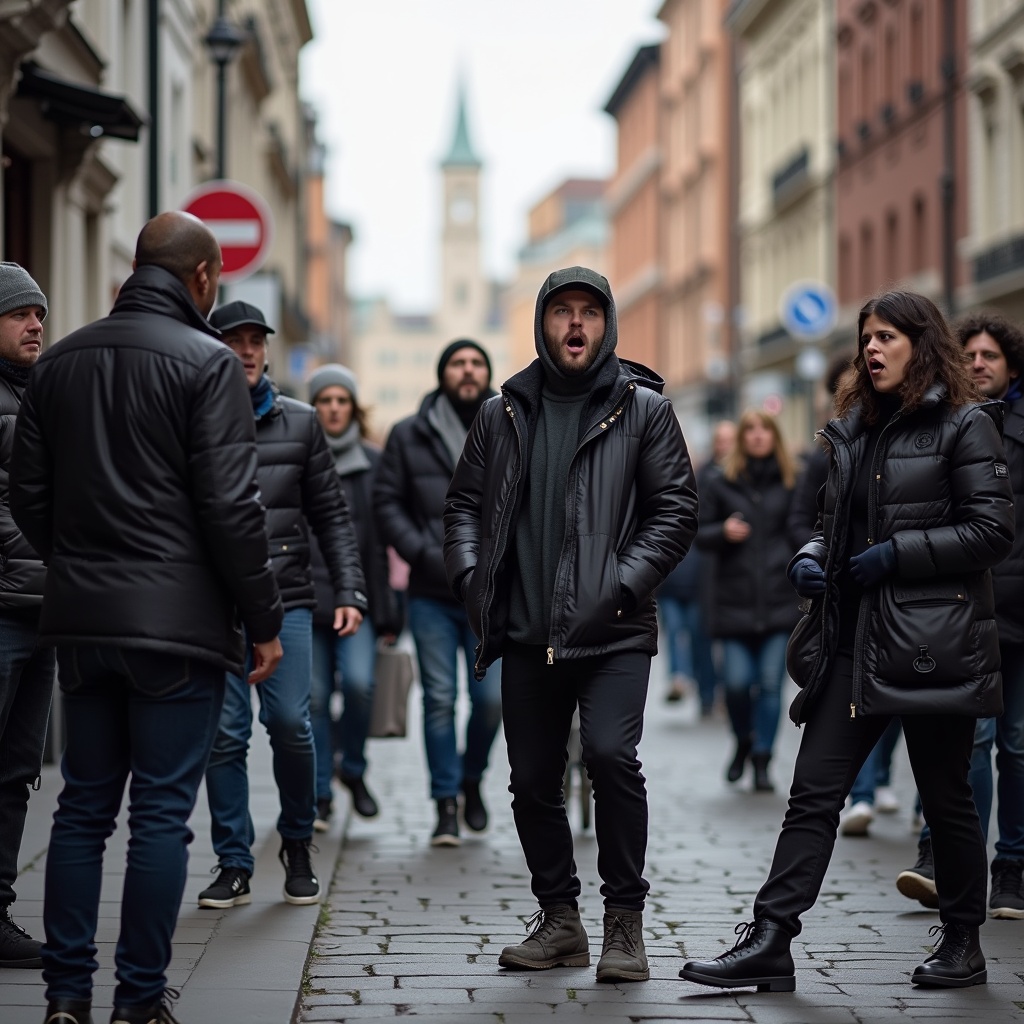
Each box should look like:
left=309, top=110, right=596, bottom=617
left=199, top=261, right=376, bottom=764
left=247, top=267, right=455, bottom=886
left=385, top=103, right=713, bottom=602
left=507, top=387, right=587, bottom=643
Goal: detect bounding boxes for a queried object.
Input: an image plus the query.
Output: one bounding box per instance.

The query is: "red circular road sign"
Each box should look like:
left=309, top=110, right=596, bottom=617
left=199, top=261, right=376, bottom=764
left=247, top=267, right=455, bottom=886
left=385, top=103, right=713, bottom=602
left=181, top=180, right=273, bottom=284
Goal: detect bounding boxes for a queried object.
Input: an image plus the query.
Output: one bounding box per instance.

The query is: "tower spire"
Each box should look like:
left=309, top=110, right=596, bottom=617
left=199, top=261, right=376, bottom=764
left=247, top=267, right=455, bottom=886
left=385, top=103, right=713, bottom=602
left=442, top=78, right=481, bottom=168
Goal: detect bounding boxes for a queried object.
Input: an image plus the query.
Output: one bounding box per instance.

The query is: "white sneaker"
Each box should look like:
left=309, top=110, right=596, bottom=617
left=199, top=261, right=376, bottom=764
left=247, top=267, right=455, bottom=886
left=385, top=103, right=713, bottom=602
left=875, top=786, right=900, bottom=814
left=840, top=800, right=875, bottom=836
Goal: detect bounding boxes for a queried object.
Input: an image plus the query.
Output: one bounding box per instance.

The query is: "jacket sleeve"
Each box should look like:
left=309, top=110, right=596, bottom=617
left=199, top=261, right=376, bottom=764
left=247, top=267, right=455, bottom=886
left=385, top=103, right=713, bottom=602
left=0, top=413, right=43, bottom=564
left=617, top=396, right=699, bottom=606
left=301, top=413, right=368, bottom=612
left=891, top=407, right=1015, bottom=578
left=187, top=349, right=284, bottom=643
left=695, top=469, right=730, bottom=552
left=442, top=404, right=489, bottom=601
left=374, top=422, right=434, bottom=567
left=9, top=378, right=54, bottom=561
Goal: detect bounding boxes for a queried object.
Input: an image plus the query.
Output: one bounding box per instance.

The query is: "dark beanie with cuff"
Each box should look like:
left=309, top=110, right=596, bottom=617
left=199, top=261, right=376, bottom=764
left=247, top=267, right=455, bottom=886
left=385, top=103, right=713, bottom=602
left=436, top=339, right=491, bottom=383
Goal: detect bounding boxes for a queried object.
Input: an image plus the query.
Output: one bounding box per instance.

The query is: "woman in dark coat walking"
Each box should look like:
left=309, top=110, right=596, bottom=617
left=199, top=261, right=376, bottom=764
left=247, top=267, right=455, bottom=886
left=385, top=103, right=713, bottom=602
left=697, top=410, right=799, bottom=791
left=681, top=291, right=1014, bottom=992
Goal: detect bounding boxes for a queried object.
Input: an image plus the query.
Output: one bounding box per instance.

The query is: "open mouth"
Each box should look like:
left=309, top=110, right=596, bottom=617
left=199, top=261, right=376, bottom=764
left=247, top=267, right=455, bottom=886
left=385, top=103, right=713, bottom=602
left=566, top=334, right=586, bottom=355
left=868, top=358, right=884, bottom=374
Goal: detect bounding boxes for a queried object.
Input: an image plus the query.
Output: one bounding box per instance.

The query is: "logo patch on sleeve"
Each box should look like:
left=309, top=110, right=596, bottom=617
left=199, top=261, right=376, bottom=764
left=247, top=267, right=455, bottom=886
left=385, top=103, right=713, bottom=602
left=995, top=463, right=1009, bottom=478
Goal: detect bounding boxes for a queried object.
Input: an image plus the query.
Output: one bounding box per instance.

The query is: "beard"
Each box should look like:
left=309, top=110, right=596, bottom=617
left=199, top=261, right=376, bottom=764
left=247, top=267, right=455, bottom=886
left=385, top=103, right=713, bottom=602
left=543, top=328, right=604, bottom=376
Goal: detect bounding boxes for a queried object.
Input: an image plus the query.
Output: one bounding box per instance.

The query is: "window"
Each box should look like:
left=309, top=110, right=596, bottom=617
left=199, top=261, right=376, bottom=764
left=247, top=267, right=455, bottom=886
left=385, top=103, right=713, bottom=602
left=911, top=195, right=927, bottom=273
left=839, top=234, right=853, bottom=303
left=885, top=211, right=899, bottom=284
left=860, top=221, right=875, bottom=297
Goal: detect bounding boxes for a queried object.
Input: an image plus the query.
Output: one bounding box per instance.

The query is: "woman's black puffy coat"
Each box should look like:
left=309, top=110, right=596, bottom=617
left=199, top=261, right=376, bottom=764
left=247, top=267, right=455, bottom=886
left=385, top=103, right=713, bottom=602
left=697, top=459, right=800, bottom=638
left=786, top=386, right=1014, bottom=724
left=254, top=394, right=367, bottom=613
left=311, top=443, right=401, bottom=633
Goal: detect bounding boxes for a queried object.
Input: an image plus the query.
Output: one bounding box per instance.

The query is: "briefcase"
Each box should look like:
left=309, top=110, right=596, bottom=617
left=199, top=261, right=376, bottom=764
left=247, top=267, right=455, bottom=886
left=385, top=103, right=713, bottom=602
left=368, top=643, right=415, bottom=738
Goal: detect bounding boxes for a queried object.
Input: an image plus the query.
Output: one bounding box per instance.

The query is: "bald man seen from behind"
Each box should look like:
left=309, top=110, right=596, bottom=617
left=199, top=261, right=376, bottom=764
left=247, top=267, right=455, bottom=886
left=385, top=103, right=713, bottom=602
left=10, top=211, right=285, bottom=1024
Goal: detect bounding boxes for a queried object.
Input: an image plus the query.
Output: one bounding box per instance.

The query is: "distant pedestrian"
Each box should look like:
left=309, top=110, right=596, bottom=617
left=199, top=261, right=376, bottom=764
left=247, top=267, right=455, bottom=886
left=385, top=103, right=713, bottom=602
left=306, top=364, right=402, bottom=829
left=681, top=290, right=1013, bottom=993
left=375, top=339, right=501, bottom=846
left=897, top=310, right=1024, bottom=917
left=12, top=212, right=285, bottom=1024
left=200, top=303, right=367, bottom=912
left=698, top=410, right=798, bottom=792
left=0, top=263, right=50, bottom=971
left=444, top=267, right=698, bottom=982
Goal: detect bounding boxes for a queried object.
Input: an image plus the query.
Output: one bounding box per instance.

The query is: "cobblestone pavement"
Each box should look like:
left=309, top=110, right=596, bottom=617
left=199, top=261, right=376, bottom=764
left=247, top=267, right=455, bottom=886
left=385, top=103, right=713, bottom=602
left=301, top=664, right=1024, bottom=1024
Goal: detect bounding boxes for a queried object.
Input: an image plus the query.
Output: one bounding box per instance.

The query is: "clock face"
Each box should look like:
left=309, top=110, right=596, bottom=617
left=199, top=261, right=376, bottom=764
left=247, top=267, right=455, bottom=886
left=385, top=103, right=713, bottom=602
left=450, top=196, right=475, bottom=224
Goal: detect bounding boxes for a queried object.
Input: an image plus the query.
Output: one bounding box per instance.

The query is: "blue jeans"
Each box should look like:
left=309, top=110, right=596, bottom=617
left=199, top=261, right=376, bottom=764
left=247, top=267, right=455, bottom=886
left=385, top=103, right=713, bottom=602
left=0, top=609, right=55, bottom=907
left=657, top=596, right=717, bottom=711
left=205, top=608, right=314, bottom=873
left=407, top=597, right=502, bottom=800
left=310, top=620, right=377, bottom=797
left=42, top=646, right=224, bottom=1007
left=849, top=717, right=903, bottom=805
left=721, top=632, right=789, bottom=755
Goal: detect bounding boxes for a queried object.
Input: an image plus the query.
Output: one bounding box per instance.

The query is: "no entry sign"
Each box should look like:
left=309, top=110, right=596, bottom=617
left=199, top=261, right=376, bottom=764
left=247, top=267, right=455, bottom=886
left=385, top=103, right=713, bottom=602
left=181, top=180, right=273, bottom=284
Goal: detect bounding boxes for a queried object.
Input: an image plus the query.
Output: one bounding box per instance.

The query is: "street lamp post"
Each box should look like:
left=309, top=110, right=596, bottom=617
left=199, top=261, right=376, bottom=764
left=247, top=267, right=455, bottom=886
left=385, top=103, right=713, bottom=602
left=204, top=3, right=246, bottom=180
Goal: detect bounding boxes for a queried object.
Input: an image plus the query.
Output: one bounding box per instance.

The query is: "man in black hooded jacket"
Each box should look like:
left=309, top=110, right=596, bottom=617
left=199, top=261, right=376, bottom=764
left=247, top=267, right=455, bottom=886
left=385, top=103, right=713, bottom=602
left=444, top=267, right=698, bottom=983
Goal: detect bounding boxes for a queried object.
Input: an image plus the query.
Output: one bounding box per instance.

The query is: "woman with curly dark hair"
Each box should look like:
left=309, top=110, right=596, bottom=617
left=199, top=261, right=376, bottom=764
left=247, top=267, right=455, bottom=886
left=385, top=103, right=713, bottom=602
left=681, top=291, right=1014, bottom=992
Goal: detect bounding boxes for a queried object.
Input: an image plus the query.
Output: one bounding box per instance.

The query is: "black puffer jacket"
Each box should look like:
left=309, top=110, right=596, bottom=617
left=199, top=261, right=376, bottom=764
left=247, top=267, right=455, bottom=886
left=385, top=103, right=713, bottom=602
left=311, top=441, right=401, bottom=633
left=697, top=457, right=799, bottom=638
left=10, top=265, right=283, bottom=673
left=786, top=386, right=1014, bottom=724
left=253, top=390, right=367, bottom=614
left=444, top=355, right=698, bottom=676
left=375, top=390, right=464, bottom=603
left=993, top=395, right=1024, bottom=644
left=0, top=367, right=44, bottom=609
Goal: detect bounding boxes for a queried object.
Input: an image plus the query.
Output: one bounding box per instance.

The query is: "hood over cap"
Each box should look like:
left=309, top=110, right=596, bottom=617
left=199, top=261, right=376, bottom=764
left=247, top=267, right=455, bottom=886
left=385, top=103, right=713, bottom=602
left=534, top=266, right=618, bottom=388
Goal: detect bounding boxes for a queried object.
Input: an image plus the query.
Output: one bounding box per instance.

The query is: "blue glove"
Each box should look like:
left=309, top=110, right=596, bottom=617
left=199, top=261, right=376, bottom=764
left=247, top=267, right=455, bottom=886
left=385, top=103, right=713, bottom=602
left=789, top=557, right=826, bottom=598
left=848, top=541, right=896, bottom=587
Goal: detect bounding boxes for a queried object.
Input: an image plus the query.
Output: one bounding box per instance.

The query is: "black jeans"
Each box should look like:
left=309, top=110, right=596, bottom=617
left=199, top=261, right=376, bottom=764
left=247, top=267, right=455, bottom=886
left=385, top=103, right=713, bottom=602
left=754, top=650, right=987, bottom=935
left=501, top=641, right=651, bottom=912
left=0, top=608, right=55, bottom=907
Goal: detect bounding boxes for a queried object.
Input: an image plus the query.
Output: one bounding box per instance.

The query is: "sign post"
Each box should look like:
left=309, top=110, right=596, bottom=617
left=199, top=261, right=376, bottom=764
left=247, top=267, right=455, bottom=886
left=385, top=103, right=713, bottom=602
left=181, top=180, right=273, bottom=284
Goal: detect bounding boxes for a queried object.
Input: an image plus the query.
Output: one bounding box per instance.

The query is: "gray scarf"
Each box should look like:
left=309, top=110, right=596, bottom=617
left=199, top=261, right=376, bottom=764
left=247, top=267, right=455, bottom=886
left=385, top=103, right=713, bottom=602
left=427, top=392, right=470, bottom=468
left=325, top=421, right=371, bottom=476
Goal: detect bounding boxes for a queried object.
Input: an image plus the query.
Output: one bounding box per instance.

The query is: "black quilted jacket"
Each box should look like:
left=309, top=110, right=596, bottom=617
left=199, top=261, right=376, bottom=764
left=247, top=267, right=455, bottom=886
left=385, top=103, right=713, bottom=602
left=786, top=386, right=1014, bottom=723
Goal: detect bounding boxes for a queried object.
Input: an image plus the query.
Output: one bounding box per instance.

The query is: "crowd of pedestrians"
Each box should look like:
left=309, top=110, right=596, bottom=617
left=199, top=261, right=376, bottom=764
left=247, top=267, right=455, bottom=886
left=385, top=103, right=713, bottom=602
left=0, top=211, right=1021, bottom=1022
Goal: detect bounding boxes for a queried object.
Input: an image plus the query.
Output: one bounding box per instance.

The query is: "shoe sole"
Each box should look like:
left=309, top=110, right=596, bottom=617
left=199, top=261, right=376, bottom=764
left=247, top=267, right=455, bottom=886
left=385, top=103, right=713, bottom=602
left=0, top=956, right=43, bottom=969
left=989, top=905, right=1024, bottom=919
left=282, top=889, right=320, bottom=906
left=197, top=892, right=252, bottom=909
left=840, top=814, right=873, bottom=836
left=679, top=966, right=796, bottom=992
left=498, top=952, right=590, bottom=970
left=431, top=834, right=461, bottom=847
left=596, top=966, right=649, bottom=982
left=896, top=870, right=939, bottom=909
left=912, top=969, right=987, bottom=988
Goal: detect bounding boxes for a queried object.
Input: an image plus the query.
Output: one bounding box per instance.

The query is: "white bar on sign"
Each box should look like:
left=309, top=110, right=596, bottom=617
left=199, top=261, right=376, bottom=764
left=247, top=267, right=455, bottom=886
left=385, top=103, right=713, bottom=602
left=207, top=220, right=261, bottom=246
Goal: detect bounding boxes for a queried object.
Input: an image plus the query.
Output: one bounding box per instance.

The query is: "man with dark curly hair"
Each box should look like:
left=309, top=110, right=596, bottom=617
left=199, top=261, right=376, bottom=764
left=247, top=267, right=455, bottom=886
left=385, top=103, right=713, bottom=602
left=898, top=309, right=1024, bottom=919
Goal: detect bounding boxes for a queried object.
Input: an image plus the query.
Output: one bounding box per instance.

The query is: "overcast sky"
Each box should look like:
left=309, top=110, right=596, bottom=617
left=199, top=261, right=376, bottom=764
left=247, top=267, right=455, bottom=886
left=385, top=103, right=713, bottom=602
left=300, top=0, right=663, bottom=314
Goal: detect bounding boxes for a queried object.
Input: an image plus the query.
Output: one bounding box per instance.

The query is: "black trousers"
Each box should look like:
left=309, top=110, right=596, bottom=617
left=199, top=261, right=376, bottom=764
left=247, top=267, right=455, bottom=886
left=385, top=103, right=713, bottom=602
left=501, top=641, right=651, bottom=912
left=754, top=649, right=987, bottom=935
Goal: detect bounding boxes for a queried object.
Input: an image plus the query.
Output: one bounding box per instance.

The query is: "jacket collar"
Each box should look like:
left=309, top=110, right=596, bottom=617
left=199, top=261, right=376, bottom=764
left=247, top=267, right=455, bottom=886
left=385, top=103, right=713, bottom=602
left=827, top=382, right=948, bottom=443
left=502, top=355, right=664, bottom=411
left=111, top=265, right=221, bottom=339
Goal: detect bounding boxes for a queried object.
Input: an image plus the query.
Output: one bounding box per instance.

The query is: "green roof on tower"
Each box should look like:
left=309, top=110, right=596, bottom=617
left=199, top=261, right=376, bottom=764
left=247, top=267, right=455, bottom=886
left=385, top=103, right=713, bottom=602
left=442, top=80, right=481, bottom=169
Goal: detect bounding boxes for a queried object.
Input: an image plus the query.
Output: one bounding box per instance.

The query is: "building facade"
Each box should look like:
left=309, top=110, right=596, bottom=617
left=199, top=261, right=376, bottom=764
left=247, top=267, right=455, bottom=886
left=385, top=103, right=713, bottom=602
left=351, top=86, right=508, bottom=437
left=963, top=0, right=1024, bottom=321
left=835, top=0, right=968, bottom=325
left=728, top=0, right=836, bottom=445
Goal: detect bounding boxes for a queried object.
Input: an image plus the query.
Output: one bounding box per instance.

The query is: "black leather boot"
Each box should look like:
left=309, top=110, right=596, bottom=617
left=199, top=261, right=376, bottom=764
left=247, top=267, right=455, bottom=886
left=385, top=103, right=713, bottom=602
left=726, top=737, right=752, bottom=783
left=751, top=752, right=774, bottom=792
left=680, top=919, right=795, bottom=992
left=911, top=923, right=986, bottom=988
left=43, top=998, right=93, bottom=1024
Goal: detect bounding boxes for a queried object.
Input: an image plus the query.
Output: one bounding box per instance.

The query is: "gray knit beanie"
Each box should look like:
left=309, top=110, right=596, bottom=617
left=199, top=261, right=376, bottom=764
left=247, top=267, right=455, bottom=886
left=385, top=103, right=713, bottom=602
left=0, top=262, right=46, bottom=320
left=307, top=363, right=358, bottom=404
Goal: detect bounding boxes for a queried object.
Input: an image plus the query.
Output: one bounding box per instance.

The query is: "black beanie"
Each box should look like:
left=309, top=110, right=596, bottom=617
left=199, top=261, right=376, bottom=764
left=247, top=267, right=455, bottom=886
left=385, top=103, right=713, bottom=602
left=436, top=339, right=491, bottom=382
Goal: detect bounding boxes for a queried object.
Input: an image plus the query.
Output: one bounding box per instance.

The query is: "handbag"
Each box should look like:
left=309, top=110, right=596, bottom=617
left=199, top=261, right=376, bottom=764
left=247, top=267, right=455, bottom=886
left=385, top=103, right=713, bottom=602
left=368, top=642, right=415, bottom=738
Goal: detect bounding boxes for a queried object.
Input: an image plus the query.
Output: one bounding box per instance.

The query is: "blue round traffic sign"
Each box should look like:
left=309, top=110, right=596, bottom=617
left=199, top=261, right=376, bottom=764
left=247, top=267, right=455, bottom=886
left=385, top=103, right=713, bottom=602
left=779, top=280, right=837, bottom=341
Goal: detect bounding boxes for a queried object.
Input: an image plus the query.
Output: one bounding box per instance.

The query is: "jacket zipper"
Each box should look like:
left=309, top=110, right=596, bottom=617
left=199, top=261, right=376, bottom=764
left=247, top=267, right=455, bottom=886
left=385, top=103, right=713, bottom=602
left=849, top=409, right=901, bottom=718
left=547, top=382, right=636, bottom=663
left=475, top=394, right=525, bottom=676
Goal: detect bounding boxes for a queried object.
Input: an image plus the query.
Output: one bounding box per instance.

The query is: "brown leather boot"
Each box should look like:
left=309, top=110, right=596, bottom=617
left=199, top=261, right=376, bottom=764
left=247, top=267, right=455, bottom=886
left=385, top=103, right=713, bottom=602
left=596, top=907, right=649, bottom=982
left=498, top=904, right=590, bottom=970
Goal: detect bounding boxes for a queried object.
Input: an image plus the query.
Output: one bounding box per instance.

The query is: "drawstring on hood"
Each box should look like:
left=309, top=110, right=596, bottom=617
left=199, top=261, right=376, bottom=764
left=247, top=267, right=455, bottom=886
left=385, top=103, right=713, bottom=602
left=534, top=266, right=618, bottom=394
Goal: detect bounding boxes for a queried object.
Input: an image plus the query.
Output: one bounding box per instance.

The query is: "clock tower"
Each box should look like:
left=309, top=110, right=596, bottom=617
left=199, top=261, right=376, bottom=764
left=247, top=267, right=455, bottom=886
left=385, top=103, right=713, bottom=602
left=440, top=82, right=486, bottom=337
